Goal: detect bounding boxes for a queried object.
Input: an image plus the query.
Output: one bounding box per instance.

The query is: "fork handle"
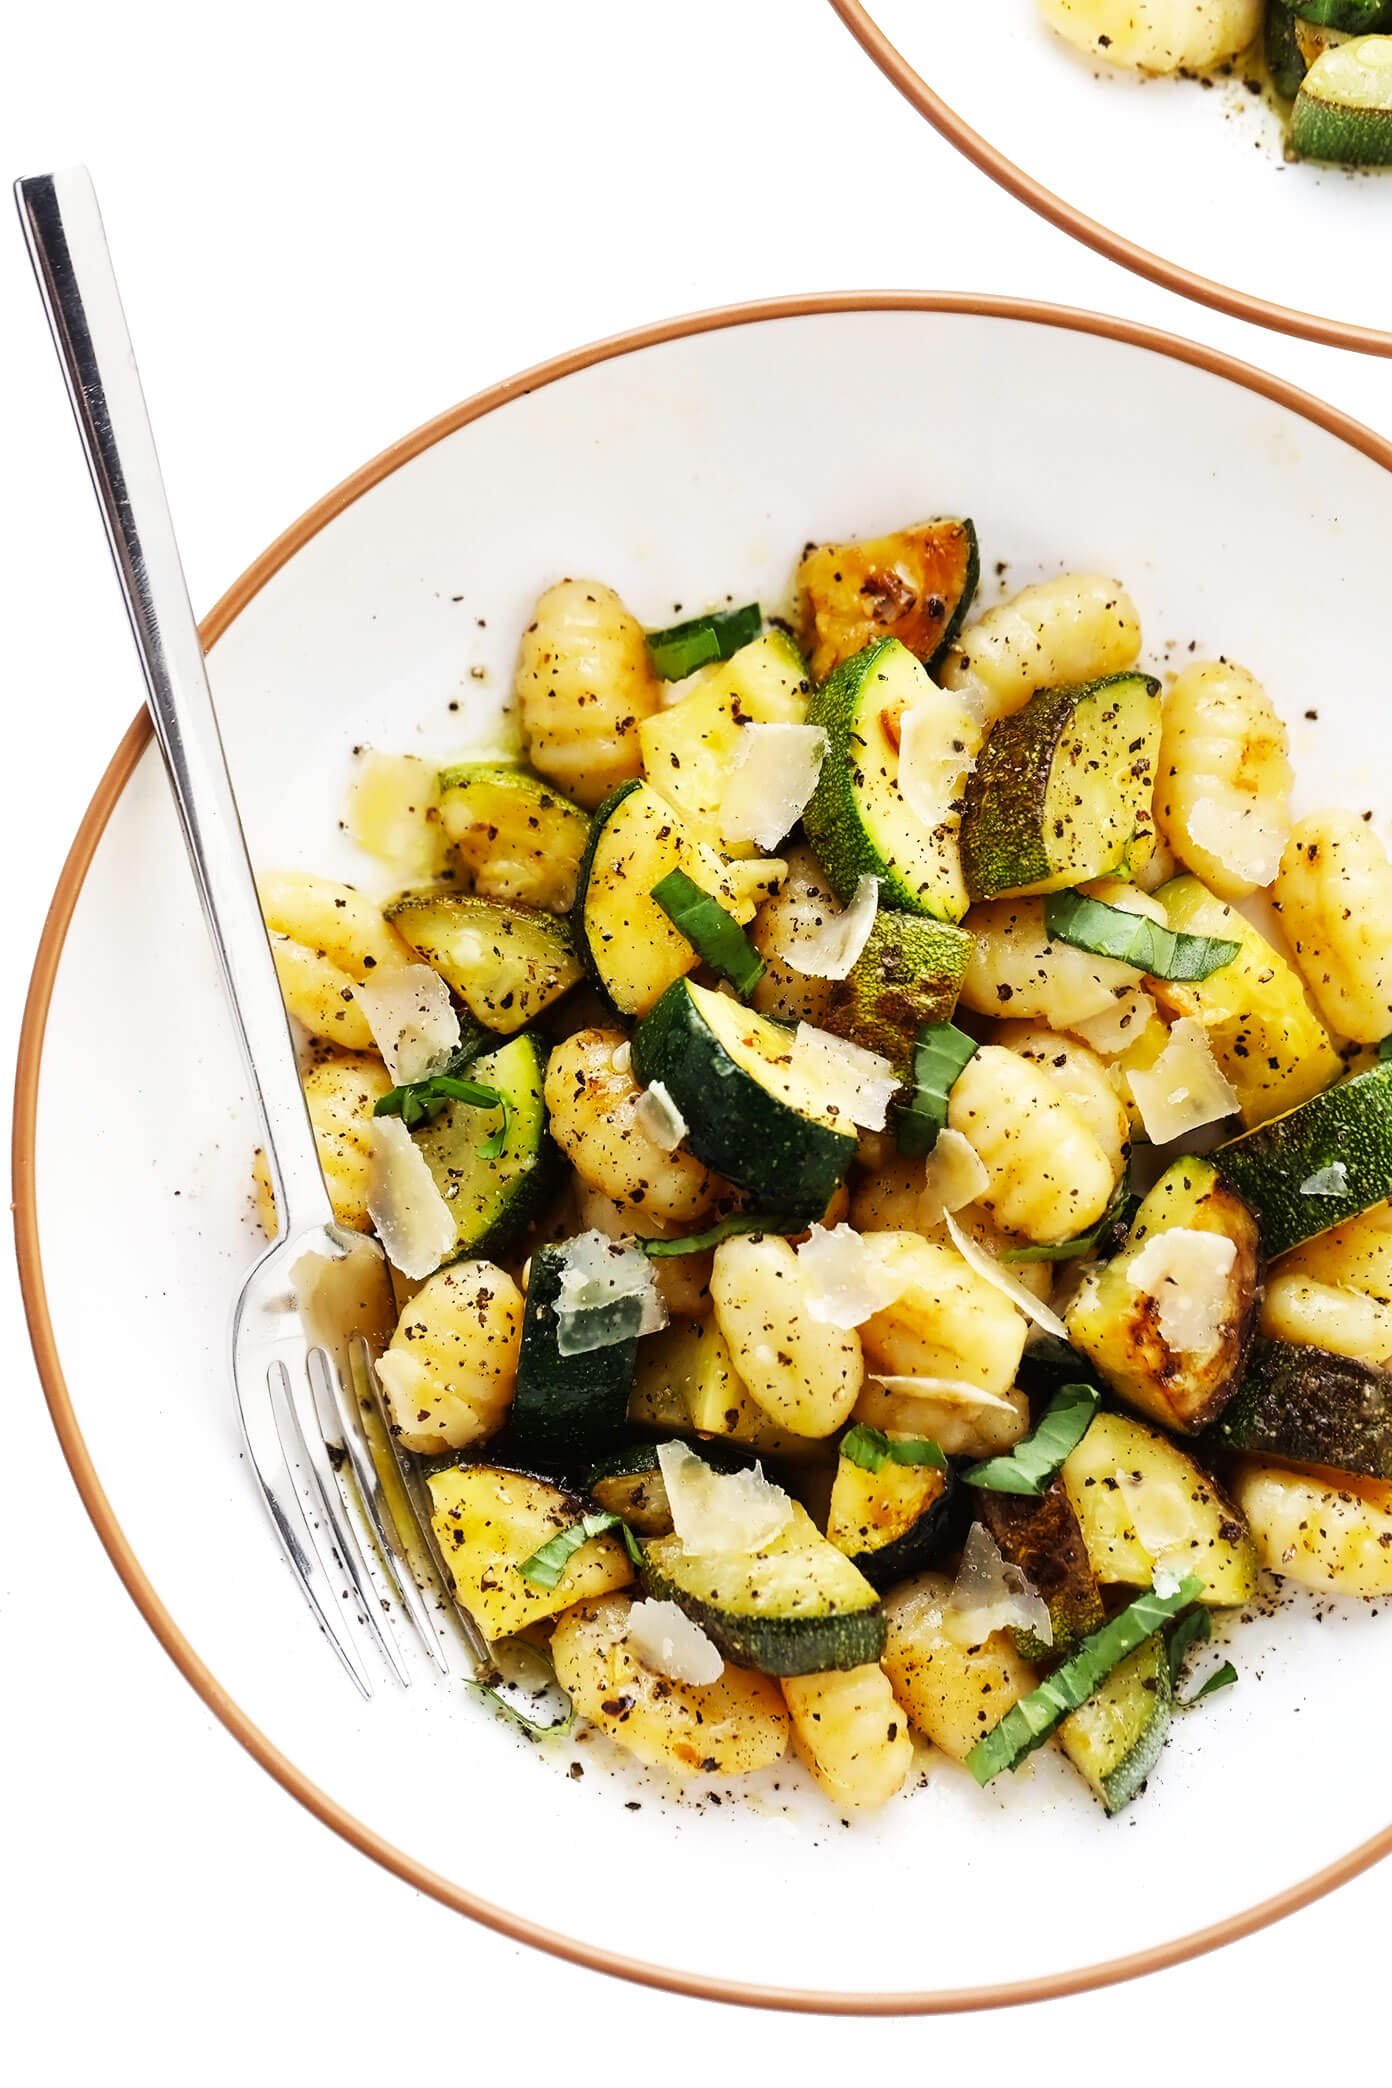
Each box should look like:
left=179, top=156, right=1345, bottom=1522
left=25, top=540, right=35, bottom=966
left=17, top=168, right=334, bottom=1237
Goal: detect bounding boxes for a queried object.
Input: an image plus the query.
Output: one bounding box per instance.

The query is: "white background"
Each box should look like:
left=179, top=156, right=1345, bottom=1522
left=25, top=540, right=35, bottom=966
left=1, top=2, right=1386, bottom=2080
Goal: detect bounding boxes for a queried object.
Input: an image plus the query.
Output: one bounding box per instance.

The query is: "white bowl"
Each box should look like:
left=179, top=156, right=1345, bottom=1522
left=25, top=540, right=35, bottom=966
left=18, top=295, right=1392, bottom=2011
left=830, top=1, right=1392, bottom=355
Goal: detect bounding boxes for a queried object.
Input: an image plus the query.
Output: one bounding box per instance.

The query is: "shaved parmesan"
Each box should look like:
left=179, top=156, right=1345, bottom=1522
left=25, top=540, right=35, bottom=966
left=919, top=1127, right=989, bottom=1225
left=1128, top=1226, right=1237, bottom=1356
left=366, top=1117, right=456, bottom=1279
left=944, top=1210, right=1068, bottom=1340
left=352, top=962, right=461, bottom=1084
left=868, top=1374, right=1019, bottom=1411
left=897, top=686, right=983, bottom=833
left=634, top=1080, right=688, bottom=1153
left=719, top=722, right=828, bottom=850
left=1127, top=1017, right=1239, bottom=1145
left=553, top=1230, right=666, bottom=1356
left=792, top=1023, right=898, bottom=1132
left=1069, top=987, right=1158, bottom=1058
left=1300, top=1162, right=1350, bottom=1198
left=796, top=1224, right=904, bottom=1328
left=1187, top=795, right=1286, bottom=892
left=345, top=750, right=445, bottom=881
left=626, top=1599, right=724, bottom=1685
left=657, top=1440, right=792, bottom=1554
left=778, top=873, right=878, bottom=980
left=860, top=1377, right=1029, bottom=1458
left=944, top=1523, right=1052, bottom=1650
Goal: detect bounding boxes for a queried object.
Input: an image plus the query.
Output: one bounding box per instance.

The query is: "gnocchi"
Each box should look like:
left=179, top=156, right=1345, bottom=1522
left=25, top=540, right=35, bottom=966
left=710, top=1232, right=863, bottom=1437
left=514, top=579, right=662, bottom=809
left=959, top=897, right=1145, bottom=1028
left=1232, top=1461, right=1392, bottom=1599
left=1273, top=811, right=1392, bottom=1044
left=939, top=571, right=1141, bottom=727
left=544, top=1027, right=721, bottom=1226
left=856, top=1231, right=1028, bottom=1397
left=1154, top=661, right=1293, bottom=902
left=782, top=1664, right=915, bottom=1811
left=992, top=1022, right=1131, bottom=1183
left=1037, top=0, right=1262, bottom=74
left=252, top=1050, right=392, bottom=1235
left=377, top=1259, right=524, bottom=1453
left=947, top=1044, right=1117, bottom=1243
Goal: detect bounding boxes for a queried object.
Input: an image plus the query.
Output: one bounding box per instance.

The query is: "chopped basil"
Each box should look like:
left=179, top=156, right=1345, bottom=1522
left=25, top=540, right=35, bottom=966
left=517, top=1511, right=644, bottom=1590
left=897, top=1021, right=979, bottom=1157
left=477, top=1635, right=575, bottom=1739
left=1044, top=891, right=1239, bottom=983
left=1183, top=1660, right=1238, bottom=1707
left=634, top=1210, right=807, bottom=1257
left=963, top=1381, right=1100, bottom=1497
left=646, top=602, right=762, bottom=680
left=839, top=1423, right=947, bottom=1473
left=1165, top=1604, right=1211, bottom=1684
left=967, top=1574, right=1203, bottom=1784
left=1002, top=1180, right=1131, bottom=1264
left=374, top=1051, right=508, bottom=1159
left=651, top=868, right=764, bottom=999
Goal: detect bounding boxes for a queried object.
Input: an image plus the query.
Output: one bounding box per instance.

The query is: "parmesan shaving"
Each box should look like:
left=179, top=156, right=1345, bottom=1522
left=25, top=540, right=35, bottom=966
left=796, top=1224, right=904, bottom=1328
left=352, top=962, right=461, bottom=1084
left=634, top=1080, right=689, bottom=1153
left=554, top=1230, right=667, bottom=1356
left=1300, top=1162, right=1350, bottom=1197
left=868, top=1375, right=1019, bottom=1411
left=1127, top=1227, right=1237, bottom=1356
left=919, top=1127, right=990, bottom=1225
left=626, top=1599, right=724, bottom=1686
left=792, top=1023, right=898, bottom=1131
left=944, top=1210, right=1069, bottom=1340
left=897, top=686, right=983, bottom=833
left=656, top=1441, right=792, bottom=1554
left=366, top=1117, right=457, bottom=1279
left=944, top=1523, right=1053, bottom=1650
left=1127, top=1017, right=1239, bottom=1145
left=1187, top=795, right=1286, bottom=891
left=719, top=722, right=828, bottom=850
left=1069, top=987, right=1158, bottom=1058
left=778, top=873, right=878, bottom=981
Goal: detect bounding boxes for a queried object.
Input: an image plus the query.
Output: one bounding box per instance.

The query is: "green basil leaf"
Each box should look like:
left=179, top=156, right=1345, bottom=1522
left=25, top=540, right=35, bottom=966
left=646, top=602, right=762, bottom=680
left=476, top=1635, right=575, bottom=1739
left=963, top=1382, right=1100, bottom=1497
left=517, top=1511, right=643, bottom=1591
left=477, top=1093, right=512, bottom=1160
left=1044, top=890, right=1239, bottom=983
left=839, top=1423, right=947, bottom=1474
left=897, top=1021, right=979, bottom=1157
left=634, top=1210, right=807, bottom=1258
left=1166, top=1604, right=1212, bottom=1686
left=1002, top=1179, right=1131, bottom=1264
left=1182, top=1659, right=1238, bottom=1707
left=651, top=868, right=764, bottom=999
left=375, top=1070, right=503, bottom=1130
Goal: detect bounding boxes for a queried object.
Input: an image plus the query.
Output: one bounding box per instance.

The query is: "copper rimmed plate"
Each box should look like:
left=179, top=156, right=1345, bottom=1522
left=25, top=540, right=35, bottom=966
left=14, top=294, right=1392, bottom=2012
left=830, top=1, right=1392, bottom=356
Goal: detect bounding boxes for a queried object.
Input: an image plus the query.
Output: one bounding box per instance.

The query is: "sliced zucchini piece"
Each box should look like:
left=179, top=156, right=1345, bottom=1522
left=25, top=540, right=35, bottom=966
left=802, top=637, right=972, bottom=922
left=426, top=1462, right=634, bottom=1639
left=880, top=1571, right=1039, bottom=1763
left=386, top=891, right=581, bottom=1034
left=976, top=1478, right=1106, bottom=1659
left=1061, top=1409, right=1258, bottom=1607
left=1065, top=1156, right=1261, bottom=1434
left=1292, top=0, right=1392, bottom=29
left=584, top=1437, right=753, bottom=1535
left=1230, top=1458, right=1392, bottom=1597
left=1267, top=1, right=1311, bottom=95
left=633, top=1314, right=817, bottom=1460
left=1217, top=1058, right=1392, bottom=1258
left=1151, top=875, right=1341, bottom=1128
left=412, top=1032, right=553, bottom=1260
left=823, top=909, right=974, bottom=1075
left=436, top=763, right=590, bottom=913
left=643, top=1503, right=884, bottom=1677
left=1059, top=1635, right=1173, bottom=1816
left=796, top=517, right=979, bottom=684
left=1205, top=1337, right=1392, bottom=1479
left=826, top=1439, right=957, bottom=1589
left=638, top=630, right=811, bottom=851
left=631, top=978, right=857, bottom=1219
left=509, top=1244, right=636, bottom=1465
left=959, top=672, right=1161, bottom=902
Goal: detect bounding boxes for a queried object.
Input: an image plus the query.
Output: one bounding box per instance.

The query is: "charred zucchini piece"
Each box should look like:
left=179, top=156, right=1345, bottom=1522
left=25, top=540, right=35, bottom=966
left=637, top=630, right=811, bottom=851
left=1061, top=1409, right=1258, bottom=1607
left=386, top=891, right=581, bottom=1034
left=1205, top=1337, right=1392, bottom=1479
left=796, top=517, right=979, bottom=684
left=437, top=763, right=590, bottom=913
left=1066, top=1157, right=1261, bottom=1434
left=633, top=1314, right=817, bottom=1460
left=959, top=672, right=1161, bottom=902
left=1059, top=1635, right=1172, bottom=1816
left=826, top=1439, right=958, bottom=1588
left=1217, top=1058, right=1392, bottom=1258
left=823, top=908, right=974, bottom=1074
left=976, top=1477, right=1106, bottom=1659
left=426, top=1462, right=634, bottom=1638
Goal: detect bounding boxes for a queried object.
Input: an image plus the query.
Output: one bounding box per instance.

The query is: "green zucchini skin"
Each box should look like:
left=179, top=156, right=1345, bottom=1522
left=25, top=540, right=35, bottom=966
left=1291, top=34, right=1392, bottom=162
left=1292, top=0, right=1392, bottom=29
left=1268, top=2, right=1311, bottom=95
left=571, top=778, right=643, bottom=1010
left=413, top=1031, right=557, bottom=1261
left=1205, top=1337, right=1392, bottom=1479
left=976, top=1478, right=1106, bottom=1660
left=1217, top=1060, right=1392, bottom=1258
left=508, top=1246, right=636, bottom=1466
left=823, top=910, right=974, bottom=1075
left=828, top=1458, right=962, bottom=1591
left=1060, top=1636, right=1172, bottom=1816
left=642, top=1523, right=886, bottom=1676
left=631, top=978, right=856, bottom=1220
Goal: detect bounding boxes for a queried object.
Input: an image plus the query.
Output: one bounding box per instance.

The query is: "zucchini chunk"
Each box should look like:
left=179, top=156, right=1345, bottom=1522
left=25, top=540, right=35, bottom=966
left=631, top=978, right=857, bottom=1219
left=637, top=630, right=811, bottom=851
left=823, top=909, right=974, bottom=1074
left=632, top=1314, right=817, bottom=1459
left=1217, top=1059, right=1392, bottom=1258
left=572, top=779, right=767, bottom=1016
left=1292, top=32, right=1392, bottom=162
left=1231, top=1459, right=1392, bottom=1597
left=413, top=1031, right=554, bottom=1261
left=386, top=891, right=581, bottom=1034
left=643, top=1503, right=885, bottom=1676
left=796, top=517, right=979, bottom=684
left=437, top=763, right=590, bottom=913
left=976, top=1478, right=1106, bottom=1658
left=585, top=1438, right=754, bottom=1536
left=959, top=672, right=1162, bottom=902
left=802, top=637, right=973, bottom=921
left=1061, top=1409, right=1258, bottom=1607
left=1065, top=1156, right=1261, bottom=1434
left=1205, top=1337, right=1392, bottom=1480
left=1059, top=1635, right=1172, bottom=1816
left=509, top=1244, right=637, bottom=1464
left=1267, top=1, right=1311, bottom=95
left=426, top=1462, right=634, bottom=1639
left=1150, top=876, right=1341, bottom=1128
left=827, top=1440, right=958, bottom=1589
left=879, top=1572, right=1038, bottom=1762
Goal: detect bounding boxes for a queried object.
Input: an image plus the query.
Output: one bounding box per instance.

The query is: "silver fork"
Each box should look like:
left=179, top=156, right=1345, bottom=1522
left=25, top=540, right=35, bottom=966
left=16, top=166, right=450, bottom=1696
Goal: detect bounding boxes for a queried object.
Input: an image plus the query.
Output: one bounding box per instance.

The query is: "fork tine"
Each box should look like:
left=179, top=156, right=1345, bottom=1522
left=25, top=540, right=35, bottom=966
left=304, top=1344, right=422, bottom=1684
left=234, top=1364, right=373, bottom=1700
left=273, top=1354, right=413, bottom=1689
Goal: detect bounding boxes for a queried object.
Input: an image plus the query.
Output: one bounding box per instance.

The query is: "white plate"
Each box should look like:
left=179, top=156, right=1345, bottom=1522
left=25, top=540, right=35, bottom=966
left=831, top=1, right=1392, bottom=354
left=18, top=297, right=1392, bottom=2011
